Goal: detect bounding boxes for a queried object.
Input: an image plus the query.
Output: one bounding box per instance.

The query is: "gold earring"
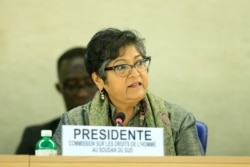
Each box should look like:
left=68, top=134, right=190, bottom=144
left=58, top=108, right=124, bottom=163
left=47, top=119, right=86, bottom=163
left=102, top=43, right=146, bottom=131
left=99, top=89, right=105, bottom=100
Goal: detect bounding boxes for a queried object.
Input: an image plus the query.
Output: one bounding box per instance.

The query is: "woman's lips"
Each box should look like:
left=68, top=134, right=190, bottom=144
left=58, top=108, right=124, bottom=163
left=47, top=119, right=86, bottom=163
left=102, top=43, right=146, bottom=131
left=128, top=82, right=141, bottom=88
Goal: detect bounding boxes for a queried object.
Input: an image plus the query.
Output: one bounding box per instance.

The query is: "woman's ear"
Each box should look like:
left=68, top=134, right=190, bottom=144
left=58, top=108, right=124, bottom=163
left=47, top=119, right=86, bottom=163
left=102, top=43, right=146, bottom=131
left=91, top=72, right=104, bottom=90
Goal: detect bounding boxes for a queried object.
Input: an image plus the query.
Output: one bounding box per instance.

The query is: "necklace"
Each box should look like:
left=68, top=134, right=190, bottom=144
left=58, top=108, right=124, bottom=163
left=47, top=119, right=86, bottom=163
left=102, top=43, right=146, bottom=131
left=139, top=100, right=147, bottom=127
left=109, top=100, right=147, bottom=127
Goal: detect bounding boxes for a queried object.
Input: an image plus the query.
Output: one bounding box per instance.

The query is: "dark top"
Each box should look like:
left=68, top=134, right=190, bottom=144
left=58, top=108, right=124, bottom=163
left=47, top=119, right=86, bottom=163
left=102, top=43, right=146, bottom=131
left=15, top=118, right=60, bottom=155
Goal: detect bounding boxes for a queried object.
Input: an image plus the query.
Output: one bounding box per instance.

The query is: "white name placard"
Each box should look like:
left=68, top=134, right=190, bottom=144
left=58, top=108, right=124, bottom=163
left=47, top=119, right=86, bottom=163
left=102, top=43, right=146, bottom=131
left=62, top=125, right=164, bottom=156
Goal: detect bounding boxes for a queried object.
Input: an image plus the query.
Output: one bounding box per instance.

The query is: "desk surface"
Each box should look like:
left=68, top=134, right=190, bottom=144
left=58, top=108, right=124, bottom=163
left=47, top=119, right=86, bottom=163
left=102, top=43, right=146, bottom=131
left=30, top=156, right=250, bottom=167
left=1, top=155, right=250, bottom=167
left=0, top=155, right=29, bottom=167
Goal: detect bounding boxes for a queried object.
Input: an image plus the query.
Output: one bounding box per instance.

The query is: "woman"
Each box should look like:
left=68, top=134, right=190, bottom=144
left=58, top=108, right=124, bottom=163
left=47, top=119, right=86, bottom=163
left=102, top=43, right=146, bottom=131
left=53, top=28, right=204, bottom=155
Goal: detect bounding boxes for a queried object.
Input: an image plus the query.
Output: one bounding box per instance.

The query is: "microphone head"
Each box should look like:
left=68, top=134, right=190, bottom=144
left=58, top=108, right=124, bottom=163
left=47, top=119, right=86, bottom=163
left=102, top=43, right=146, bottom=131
left=114, top=112, right=126, bottom=125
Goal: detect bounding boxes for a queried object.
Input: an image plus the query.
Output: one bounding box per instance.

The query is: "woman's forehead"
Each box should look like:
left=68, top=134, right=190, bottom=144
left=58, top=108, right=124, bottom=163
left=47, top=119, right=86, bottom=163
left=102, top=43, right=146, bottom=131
left=114, top=45, right=140, bottom=57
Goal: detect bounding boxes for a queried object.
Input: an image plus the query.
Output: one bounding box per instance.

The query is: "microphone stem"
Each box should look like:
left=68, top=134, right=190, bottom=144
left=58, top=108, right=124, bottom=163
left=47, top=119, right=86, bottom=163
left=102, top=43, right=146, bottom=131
left=116, top=123, right=122, bottom=127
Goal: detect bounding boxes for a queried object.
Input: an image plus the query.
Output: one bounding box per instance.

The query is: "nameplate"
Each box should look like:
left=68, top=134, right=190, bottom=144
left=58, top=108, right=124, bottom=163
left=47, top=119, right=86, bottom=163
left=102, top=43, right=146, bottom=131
left=62, top=125, right=164, bottom=156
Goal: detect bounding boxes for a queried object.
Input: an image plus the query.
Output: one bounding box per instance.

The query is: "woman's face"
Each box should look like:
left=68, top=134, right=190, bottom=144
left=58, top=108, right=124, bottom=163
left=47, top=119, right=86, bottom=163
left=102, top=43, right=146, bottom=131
left=102, top=44, right=149, bottom=106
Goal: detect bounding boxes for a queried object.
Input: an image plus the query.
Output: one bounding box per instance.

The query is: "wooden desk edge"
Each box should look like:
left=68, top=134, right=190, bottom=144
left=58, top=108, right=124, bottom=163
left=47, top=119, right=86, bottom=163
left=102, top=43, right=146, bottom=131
left=1, top=155, right=250, bottom=164
left=0, top=155, right=29, bottom=162
left=29, top=156, right=250, bottom=164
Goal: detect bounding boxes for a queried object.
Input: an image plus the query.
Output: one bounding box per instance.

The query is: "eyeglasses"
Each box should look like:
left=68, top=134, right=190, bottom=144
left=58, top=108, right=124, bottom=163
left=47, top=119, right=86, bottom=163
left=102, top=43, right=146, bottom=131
left=104, top=57, right=151, bottom=77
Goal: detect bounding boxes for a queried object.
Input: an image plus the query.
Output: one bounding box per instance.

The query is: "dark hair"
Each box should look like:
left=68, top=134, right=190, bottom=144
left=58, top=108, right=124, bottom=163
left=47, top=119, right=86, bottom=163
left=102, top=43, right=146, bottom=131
left=57, top=47, right=86, bottom=79
left=84, top=28, right=146, bottom=81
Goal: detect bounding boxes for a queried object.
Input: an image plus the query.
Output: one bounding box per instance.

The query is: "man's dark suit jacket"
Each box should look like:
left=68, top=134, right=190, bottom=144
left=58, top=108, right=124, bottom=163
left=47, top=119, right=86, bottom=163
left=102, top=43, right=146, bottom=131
left=15, top=118, right=60, bottom=154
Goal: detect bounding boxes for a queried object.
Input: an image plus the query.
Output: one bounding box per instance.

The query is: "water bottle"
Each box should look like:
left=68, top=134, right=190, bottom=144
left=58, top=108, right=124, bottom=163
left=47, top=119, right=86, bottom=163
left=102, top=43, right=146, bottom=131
left=35, top=130, right=57, bottom=156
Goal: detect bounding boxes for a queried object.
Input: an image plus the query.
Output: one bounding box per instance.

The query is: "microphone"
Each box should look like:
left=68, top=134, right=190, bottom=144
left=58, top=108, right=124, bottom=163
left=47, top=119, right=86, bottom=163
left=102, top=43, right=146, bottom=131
left=114, top=112, right=125, bottom=127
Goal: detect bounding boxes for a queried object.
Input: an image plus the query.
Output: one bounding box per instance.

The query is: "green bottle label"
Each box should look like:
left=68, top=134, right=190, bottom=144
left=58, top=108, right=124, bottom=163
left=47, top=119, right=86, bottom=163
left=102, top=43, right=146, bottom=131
left=35, top=149, right=57, bottom=156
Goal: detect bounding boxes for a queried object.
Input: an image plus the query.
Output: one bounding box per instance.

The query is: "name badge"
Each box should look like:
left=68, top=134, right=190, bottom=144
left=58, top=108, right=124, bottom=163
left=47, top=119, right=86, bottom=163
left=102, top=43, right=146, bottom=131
left=62, top=125, right=164, bottom=156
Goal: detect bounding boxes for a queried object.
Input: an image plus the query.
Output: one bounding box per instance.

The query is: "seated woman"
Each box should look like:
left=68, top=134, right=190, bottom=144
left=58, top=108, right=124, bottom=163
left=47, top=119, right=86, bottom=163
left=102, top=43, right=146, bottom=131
left=53, top=28, right=204, bottom=155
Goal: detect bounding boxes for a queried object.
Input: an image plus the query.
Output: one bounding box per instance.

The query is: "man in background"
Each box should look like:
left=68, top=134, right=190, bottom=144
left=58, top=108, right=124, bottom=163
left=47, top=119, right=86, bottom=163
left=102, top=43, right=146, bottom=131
left=16, top=47, right=97, bottom=154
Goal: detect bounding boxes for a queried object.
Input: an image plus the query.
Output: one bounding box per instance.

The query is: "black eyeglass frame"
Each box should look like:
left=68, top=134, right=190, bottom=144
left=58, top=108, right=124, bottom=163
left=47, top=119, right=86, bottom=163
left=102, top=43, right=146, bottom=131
left=104, top=56, right=151, bottom=76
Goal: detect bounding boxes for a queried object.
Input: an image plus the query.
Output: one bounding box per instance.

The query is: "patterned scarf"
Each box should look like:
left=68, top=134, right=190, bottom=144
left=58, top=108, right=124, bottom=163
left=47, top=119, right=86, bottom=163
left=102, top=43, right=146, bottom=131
left=88, top=90, right=176, bottom=155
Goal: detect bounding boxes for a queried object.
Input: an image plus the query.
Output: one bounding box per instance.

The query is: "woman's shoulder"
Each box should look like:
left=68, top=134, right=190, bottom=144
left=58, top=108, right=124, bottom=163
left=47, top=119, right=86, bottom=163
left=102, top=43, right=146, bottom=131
left=165, top=101, right=188, bottom=115
left=164, top=101, right=196, bottom=129
left=146, top=90, right=193, bottom=119
left=164, top=101, right=194, bottom=118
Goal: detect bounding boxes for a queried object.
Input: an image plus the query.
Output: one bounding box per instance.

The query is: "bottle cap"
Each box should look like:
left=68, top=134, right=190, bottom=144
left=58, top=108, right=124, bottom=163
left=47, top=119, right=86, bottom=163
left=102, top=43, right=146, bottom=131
left=41, top=130, right=52, bottom=137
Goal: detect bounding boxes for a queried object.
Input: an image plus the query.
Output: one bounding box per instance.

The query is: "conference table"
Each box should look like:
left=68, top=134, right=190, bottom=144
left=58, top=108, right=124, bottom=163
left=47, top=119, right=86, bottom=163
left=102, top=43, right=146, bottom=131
left=1, top=155, right=250, bottom=167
